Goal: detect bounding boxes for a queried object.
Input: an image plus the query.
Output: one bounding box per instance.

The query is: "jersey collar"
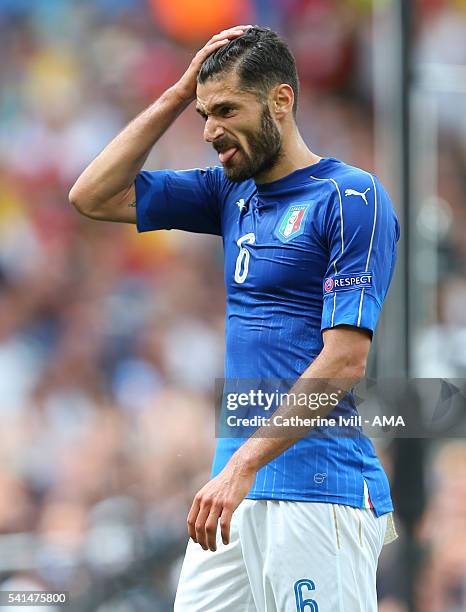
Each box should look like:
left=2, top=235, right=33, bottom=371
left=255, top=157, right=338, bottom=196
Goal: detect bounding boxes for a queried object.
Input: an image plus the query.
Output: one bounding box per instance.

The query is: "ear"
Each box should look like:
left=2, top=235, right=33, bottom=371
left=272, top=84, right=294, bottom=119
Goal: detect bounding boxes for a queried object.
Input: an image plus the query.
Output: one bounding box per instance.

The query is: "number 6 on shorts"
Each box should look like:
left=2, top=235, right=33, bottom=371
left=294, top=578, right=319, bottom=611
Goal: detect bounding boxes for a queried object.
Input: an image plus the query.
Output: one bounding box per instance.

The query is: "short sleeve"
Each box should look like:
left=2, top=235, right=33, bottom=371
left=320, top=173, right=400, bottom=334
left=135, top=167, right=222, bottom=235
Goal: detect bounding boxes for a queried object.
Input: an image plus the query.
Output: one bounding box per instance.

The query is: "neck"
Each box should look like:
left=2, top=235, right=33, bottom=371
left=254, top=125, right=321, bottom=185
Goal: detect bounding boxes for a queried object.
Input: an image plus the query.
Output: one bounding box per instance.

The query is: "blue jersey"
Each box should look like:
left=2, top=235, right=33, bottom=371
left=136, top=157, right=400, bottom=517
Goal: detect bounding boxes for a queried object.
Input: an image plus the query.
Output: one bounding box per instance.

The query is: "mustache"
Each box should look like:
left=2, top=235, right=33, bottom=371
left=212, top=139, right=241, bottom=154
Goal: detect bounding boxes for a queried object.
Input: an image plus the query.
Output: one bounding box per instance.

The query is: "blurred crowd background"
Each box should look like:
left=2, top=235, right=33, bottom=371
left=0, top=0, right=465, bottom=610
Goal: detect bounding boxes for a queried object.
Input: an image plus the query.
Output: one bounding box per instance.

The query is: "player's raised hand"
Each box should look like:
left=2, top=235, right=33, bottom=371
left=173, top=25, right=252, bottom=104
left=187, top=455, right=256, bottom=552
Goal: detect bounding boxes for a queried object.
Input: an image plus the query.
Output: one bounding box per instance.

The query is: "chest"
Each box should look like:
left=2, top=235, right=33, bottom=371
left=222, top=194, right=329, bottom=295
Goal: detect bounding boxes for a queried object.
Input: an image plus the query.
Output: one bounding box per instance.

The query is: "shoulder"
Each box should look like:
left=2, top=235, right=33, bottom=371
left=310, top=159, right=375, bottom=205
left=325, top=160, right=378, bottom=195
left=327, top=162, right=399, bottom=242
left=314, top=160, right=394, bottom=215
left=313, top=160, right=398, bottom=235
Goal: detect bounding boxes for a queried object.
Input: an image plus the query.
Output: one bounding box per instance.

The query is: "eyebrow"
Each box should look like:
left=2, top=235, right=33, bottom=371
left=195, top=101, right=238, bottom=116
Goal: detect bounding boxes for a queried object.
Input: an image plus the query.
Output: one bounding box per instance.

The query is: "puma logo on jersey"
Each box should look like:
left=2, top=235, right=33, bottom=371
left=345, top=187, right=370, bottom=206
left=236, top=198, right=247, bottom=211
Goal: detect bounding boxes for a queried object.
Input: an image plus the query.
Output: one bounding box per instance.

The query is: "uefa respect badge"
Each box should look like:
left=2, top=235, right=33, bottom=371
left=324, top=272, right=373, bottom=293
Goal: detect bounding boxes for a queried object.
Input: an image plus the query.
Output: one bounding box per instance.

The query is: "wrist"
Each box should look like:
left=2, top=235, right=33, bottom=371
left=169, top=83, right=195, bottom=107
left=231, top=445, right=261, bottom=475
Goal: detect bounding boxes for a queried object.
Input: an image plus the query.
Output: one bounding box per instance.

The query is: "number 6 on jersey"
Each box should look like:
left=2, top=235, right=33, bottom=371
left=234, top=233, right=255, bottom=284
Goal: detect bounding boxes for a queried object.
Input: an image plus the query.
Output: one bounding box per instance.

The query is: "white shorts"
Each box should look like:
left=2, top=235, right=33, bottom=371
left=174, top=500, right=390, bottom=612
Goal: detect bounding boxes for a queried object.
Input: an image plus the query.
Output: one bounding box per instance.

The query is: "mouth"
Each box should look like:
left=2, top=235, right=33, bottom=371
left=218, top=147, right=238, bottom=164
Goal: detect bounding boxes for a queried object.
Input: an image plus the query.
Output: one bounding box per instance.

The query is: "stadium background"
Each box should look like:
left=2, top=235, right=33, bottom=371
left=0, top=0, right=465, bottom=610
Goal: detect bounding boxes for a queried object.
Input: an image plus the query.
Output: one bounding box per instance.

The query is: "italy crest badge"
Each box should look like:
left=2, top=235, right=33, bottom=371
left=275, top=204, right=310, bottom=243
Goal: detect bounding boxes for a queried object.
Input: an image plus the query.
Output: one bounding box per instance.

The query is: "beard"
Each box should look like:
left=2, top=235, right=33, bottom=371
left=216, top=106, right=283, bottom=183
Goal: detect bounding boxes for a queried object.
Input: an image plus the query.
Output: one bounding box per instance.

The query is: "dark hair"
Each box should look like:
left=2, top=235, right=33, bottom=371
left=198, top=26, right=299, bottom=116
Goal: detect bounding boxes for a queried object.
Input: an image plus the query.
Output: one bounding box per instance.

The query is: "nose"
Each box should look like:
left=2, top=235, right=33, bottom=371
left=203, top=116, right=225, bottom=143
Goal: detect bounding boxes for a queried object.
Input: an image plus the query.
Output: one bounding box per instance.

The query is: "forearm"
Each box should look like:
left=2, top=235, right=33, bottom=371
left=233, top=343, right=366, bottom=472
left=69, top=25, right=249, bottom=223
left=69, top=86, right=190, bottom=208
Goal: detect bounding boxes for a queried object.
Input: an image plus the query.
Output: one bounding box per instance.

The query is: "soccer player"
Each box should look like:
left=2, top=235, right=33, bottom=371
left=70, top=25, right=400, bottom=612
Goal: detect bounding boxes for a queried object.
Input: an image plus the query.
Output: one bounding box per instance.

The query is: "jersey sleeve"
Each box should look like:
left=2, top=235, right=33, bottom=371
left=320, top=172, right=400, bottom=334
left=135, top=167, right=222, bottom=235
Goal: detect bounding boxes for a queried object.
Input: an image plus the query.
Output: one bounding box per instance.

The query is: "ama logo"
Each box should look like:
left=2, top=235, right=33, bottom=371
left=276, top=204, right=310, bottom=243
